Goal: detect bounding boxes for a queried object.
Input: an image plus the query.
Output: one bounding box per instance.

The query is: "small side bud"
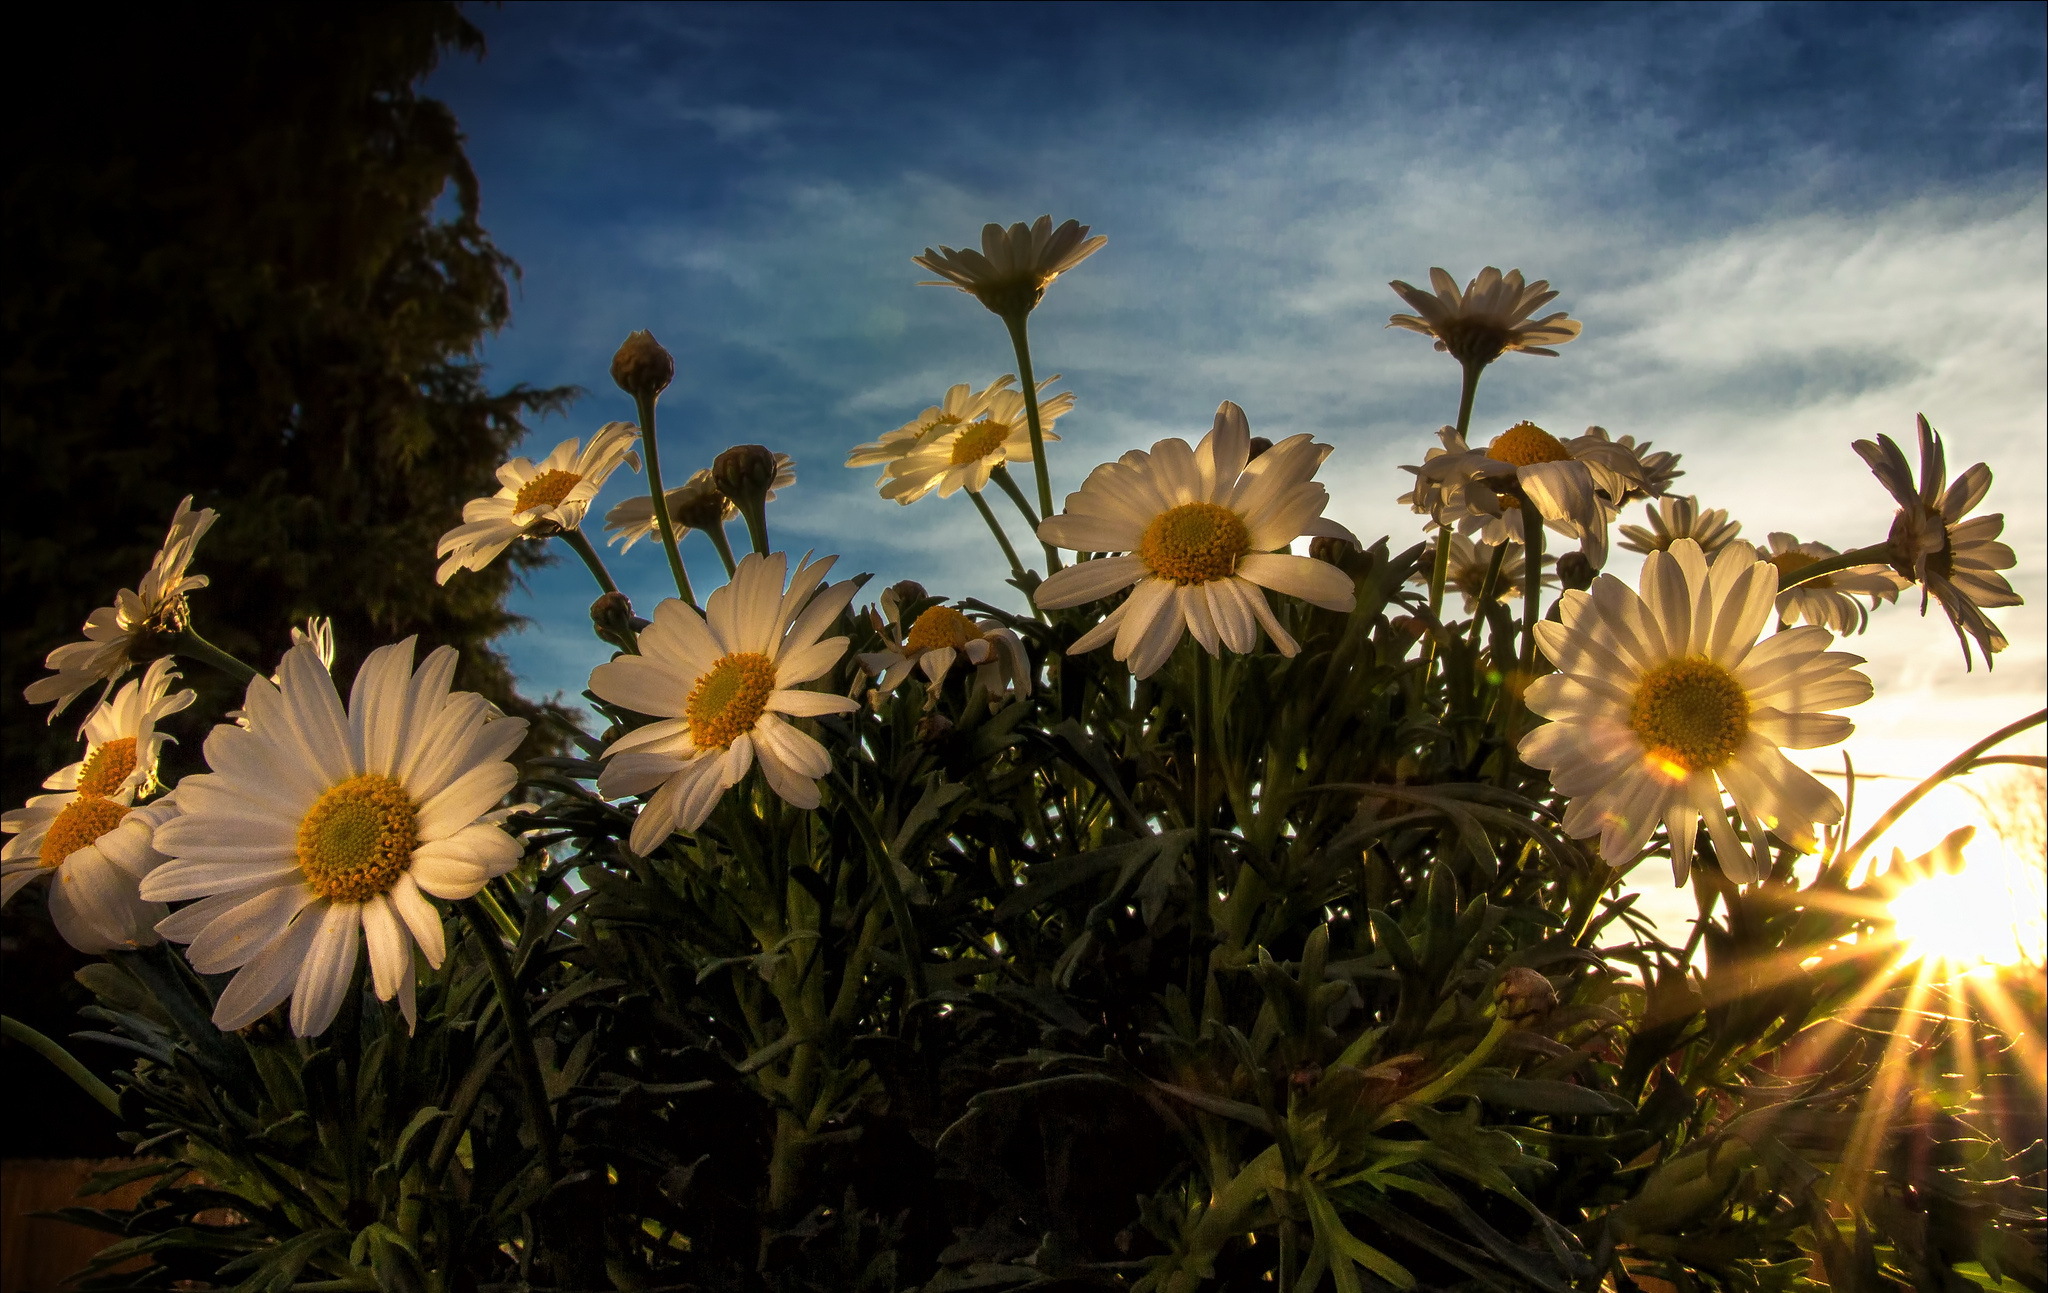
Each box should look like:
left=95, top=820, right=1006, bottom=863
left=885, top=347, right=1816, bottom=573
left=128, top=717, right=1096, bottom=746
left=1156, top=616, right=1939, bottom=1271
left=1310, top=534, right=1374, bottom=578
left=714, top=444, right=779, bottom=554
left=610, top=330, right=674, bottom=401
left=1247, top=436, right=1273, bottom=460
left=880, top=580, right=928, bottom=625
left=590, top=592, right=638, bottom=653
left=1389, top=614, right=1427, bottom=641
left=1554, top=551, right=1596, bottom=592
left=1495, top=967, right=1557, bottom=1027
left=670, top=474, right=733, bottom=531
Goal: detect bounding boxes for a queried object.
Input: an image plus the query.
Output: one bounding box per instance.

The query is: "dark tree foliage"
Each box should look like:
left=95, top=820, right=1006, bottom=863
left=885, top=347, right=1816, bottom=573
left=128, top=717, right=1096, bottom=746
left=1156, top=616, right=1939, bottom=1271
left=0, top=3, right=574, bottom=1155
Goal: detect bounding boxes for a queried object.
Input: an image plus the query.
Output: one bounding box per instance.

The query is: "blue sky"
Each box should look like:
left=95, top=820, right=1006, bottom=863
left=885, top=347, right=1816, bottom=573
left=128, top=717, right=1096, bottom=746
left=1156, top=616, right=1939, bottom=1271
left=430, top=1, right=2046, bottom=808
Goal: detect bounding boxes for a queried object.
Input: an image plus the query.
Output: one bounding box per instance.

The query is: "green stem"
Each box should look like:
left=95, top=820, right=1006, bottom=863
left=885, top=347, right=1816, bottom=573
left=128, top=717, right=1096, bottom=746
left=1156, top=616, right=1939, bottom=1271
left=1424, top=359, right=1486, bottom=674
left=3, top=1014, right=120, bottom=1114
left=970, top=489, right=1029, bottom=587
left=1467, top=540, right=1509, bottom=650
left=1372, top=1015, right=1512, bottom=1128
left=999, top=312, right=1062, bottom=573
left=462, top=901, right=560, bottom=1178
left=173, top=627, right=258, bottom=685
left=557, top=527, right=619, bottom=596
left=632, top=392, right=697, bottom=608
left=1834, top=708, right=2047, bottom=878
left=738, top=502, right=771, bottom=557
left=1519, top=497, right=1546, bottom=674
left=1776, top=542, right=1894, bottom=592
left=1454, top=360, right=1483, bottom=440
left=707, top=522, right=740, bottom=577
left=1191, top=650, right=1214, bottom=950
left=989, top=464, right=1042, bottom=533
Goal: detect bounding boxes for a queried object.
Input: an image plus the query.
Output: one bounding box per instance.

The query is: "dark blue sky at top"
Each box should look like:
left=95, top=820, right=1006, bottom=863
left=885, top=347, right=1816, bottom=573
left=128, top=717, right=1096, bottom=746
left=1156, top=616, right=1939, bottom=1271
left=425, top=1, right=2046, bottom=704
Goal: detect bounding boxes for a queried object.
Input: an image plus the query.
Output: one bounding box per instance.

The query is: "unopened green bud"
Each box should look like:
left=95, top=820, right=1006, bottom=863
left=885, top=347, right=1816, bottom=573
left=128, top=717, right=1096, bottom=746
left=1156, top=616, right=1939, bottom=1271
left=590, top=592, right=638, bottom=653
left=610, top=330, right=674, bottom=401
left=1495, top=967, right=1557, bottom=1026
left=1555, top=551, right=1596, bottom=591
left=1247, top=436, right=1273, bottom=460
left=714, top=444, right=779, bottom=555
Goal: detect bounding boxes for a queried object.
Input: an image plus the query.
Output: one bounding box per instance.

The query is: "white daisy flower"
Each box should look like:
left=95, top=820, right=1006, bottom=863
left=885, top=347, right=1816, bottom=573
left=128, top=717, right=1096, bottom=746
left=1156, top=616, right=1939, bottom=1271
left=880, top=384, right=1076, bottom=505
left=1581, top=426, right=1683, bottom=502
left=1619, top=496, right=1741, bottom=558
left=914, top=216, right=1107, bottom=317
left=603, top=456, right=795, bottom=553
left=1762, top=533, right=1905, bottom=636
left=588, top=553, right=861, bottom=853
left=1032, top=402, right=1358, bottom=679
left=436, top=422, right=641, bottom=584
left=1518, top=539, right=1872, bottom=885
left=26, top=496, right=217, bottom=720
left=142, top=639, right=530, bottom=1037
left=3, top=661, right=195, bottom=952
left=1407, top=534, right=1534, bottom=614
left=845, top=378, right=1013, bottom=485
left=859, top=602, right=1032, bottom=704
left=1404, top=422, right=1644, bottom=568
left=1386, top=267, right=1581, bottom=367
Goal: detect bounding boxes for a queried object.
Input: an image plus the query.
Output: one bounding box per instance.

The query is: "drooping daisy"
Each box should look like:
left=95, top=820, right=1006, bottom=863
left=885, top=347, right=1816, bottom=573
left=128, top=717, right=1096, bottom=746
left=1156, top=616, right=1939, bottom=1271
left=1762, top=533, right=1905, bottom=636
left=143, top=639, right=530, bottom=1036
left=880, top=384, right=1076, bottom=504
left=1519, top=539, right=1872, bottom=885
left=1405, top=422, right=1645, bottom=568
left=1853, top=415, right=2021, bottom=667
left=846, top=378, right=1013, bottom=485
left=1406, top=534, right=1533, bottom=614
left=1387, top=267, right=1581, bottom=367
left=26, top=496, right=217, bottom=719
left=1033, top=402, right=1358, bottom=679
left=1619, top=496, right=1742, bottom=557
left=914, top=216, right=1106, bottom=318
left=860, top=600, right=1032, bottom=704
left=436, top=422, right=641, bottom=584
left=603, top=456, right=795, bottom=553
left=588, top=553, right=860, bottom=853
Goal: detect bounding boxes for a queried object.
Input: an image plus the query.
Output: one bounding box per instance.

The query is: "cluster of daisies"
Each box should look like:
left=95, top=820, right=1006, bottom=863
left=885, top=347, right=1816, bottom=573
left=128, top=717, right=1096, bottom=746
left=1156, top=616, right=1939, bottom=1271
left=6, top=227, right=2025, bottom=1044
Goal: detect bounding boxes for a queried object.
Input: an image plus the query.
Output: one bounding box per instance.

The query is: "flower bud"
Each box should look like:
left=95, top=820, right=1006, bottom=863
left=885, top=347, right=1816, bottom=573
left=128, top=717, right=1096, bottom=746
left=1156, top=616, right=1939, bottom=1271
left=1389, top=614, right=1428, bottom=640
left=1495, top=967, right=1557, bottom=1026
left=590, top=592, right=638, bottom=653
left=881, top=580, right=928, bottom=625
left=1310, top=534, right=1371, bottom=578
left=916, top=712, right=954, bottom=744
left=712, top=444, right=778, bottom=507
left=1554, top=551, right=1596, bottom=591
left=610, top=330, right=674, bottom=401
left=1247, top=436, right=1273, bottom=461
left=669, top=473, right=734, bottom=531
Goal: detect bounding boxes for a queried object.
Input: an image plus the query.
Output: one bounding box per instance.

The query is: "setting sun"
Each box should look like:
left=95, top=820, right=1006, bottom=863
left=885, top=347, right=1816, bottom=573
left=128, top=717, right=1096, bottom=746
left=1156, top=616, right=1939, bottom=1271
left=1889, top=862, right=2041, bottom=969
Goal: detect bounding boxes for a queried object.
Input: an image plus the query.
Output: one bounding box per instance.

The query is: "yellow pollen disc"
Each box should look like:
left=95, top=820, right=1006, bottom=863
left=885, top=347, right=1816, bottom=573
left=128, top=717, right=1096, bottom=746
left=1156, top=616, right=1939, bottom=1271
left=1629, top=656, right=1751, bottom=774
left=296, top=773, right=418, bottom=903
left=687, top=652, right=778, bottom=750
left=1140, top=502, right=1250, bottom=586
left=949, top=421, right=1013, bottom=467
left=514, top=469, right=583, bottom=513
left=904, top=606, right=980, bottom=654
left=1486, top=421, right=1572, bottom=467
left=40, top=797, right=128, bottom=869
left=1768, top=551, right=1832, bottom=590
left=77, top=737, right=139, bottom=797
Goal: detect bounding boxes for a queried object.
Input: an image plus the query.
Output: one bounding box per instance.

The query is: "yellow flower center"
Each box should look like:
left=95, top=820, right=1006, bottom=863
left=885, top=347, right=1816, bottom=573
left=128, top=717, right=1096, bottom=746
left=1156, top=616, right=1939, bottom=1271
left=40, top=797, right=128, bottom=869
left=949, top=420, right=1013, bottom=466
left=296, top=773, right=418, bottom=903
left=77, top=737, right=139, bottom=798
left=1139, top=502, right=1250, bottom=586
left=1768, top=551, right=1833, bottom=590
left=514, top=469, right=583, bottom=514
left=1486, top=422, right=1572, bottom=467
left=687, top=652, right=777, bottom=750
left=1629, top=656, right=1751, bottom=774
left=904, top=606, right=980, bottom=654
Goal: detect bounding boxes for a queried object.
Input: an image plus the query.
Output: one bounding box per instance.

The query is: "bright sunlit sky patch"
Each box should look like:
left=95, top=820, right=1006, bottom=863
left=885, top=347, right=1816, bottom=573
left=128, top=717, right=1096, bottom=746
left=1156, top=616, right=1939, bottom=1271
left=430, top=3, right=2046, bottom=908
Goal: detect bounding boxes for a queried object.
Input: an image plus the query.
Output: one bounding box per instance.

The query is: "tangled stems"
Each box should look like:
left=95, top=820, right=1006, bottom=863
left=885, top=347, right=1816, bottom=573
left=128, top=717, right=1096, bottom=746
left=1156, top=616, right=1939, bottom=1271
left=1468, top=540, right=1509, bottom=650
left=632, top=391, right=698, bottom=608
left=999, top=312, right=1063, bottom=574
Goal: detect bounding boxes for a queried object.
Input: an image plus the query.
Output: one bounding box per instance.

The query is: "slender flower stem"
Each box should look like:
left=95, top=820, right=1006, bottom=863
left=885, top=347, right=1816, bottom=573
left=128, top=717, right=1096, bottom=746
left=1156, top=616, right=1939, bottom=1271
left=632, top=393, right=697, bottom=608
left=1519, top=498, right=1546, bottom=674
left=970, top=489, right=1030, bottom=588
left=1467, top=541, right=1509, bottom=650
left=3, top=1015, right=119, bottom=1114
left=462, top=900, right=561, bottom=1178
left=1834, top=708, right=2046, bottom=878
left=707, top=523, right=740, bottom=577
left=1371, top=1014, right=1512, bottom=1129
left=557, top=528, right=619, bottom=596
left=173, top=627, right=258, bottom=685
left=1776, top=542, right=1894, bottom=592
left=989, top=464, right=1042, bottom=533
left=999, top=312, right=1062, bottom=573
left=1453, top=360, right=1483, bottom=440
left=1424, top=361, right=1487, bottom=678
left=738, top=503, right=771, bottom=557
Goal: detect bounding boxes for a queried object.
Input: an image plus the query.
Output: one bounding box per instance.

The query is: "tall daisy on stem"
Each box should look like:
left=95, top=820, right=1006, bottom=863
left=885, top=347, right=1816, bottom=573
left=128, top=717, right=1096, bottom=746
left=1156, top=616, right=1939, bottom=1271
left=915, top=216, right=1106, bottom=570
left=435, top=421, right=641, bottom=595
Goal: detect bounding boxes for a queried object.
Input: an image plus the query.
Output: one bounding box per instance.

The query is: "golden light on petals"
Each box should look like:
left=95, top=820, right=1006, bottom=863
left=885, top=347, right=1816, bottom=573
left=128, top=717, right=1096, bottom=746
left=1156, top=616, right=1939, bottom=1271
left=687, top=652, right=778, bottom=750
left=515, top=469, right=584, bottom=513
left=76, top=737, right=138, bottom=798
left=904, top=606, right=980, bottom=653
left=1486, top=421, right=1572, bottom=467
left=949, top=421, right=1014, bottom=466
left=1140, top=502, right=1249, bottom=585
left=296, top=773, right=418, bottom=903
left=39, top=797, right=127, bottom=869
left=1627, top=657, right=1751, bottom=774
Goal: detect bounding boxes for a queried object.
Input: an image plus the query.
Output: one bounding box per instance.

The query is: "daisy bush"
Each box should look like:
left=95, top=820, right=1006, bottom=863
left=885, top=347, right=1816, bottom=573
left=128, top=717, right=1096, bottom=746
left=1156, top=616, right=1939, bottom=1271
left=6, top=229, right=2040, bottom=1293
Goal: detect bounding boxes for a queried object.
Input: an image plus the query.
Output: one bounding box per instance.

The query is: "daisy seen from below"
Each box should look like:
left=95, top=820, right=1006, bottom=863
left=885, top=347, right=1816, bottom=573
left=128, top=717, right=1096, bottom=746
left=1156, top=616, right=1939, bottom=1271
left=1408, top=533, right=1534, bottom=614
left=1519, top=539, right=1872, bottom=885
left=436, top=421, right=641, bottom=584
left=1762, top=532, right=1904, bottom=636
left=2, top=659, right=193, bottom=951
left=1033, top=401, right=1357, bottom=679
left=1853, top=415, right=2021, bottom=667
left=1406, top=422, right=1647, bottom=568
left=880, top=383, right=1075, bottom=504
left=26, top=496, right=217, bottom=719
left=1619, top=496, right=1743, bottom=557
left=142, top=639, right=531, bottom=1036
left=846, top=378, right=1012, bottom=486
left=860, top=597, right=1031, bottom=705
left=1580, top=426, right=1684, bottom=503
left=588, top=552, right=860, bottom=854
left=1387, top=267, right=1581, bottom=368
left=914, top=216, right=1106, bottom=318
left=605, top=456, right=794, bottom=553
